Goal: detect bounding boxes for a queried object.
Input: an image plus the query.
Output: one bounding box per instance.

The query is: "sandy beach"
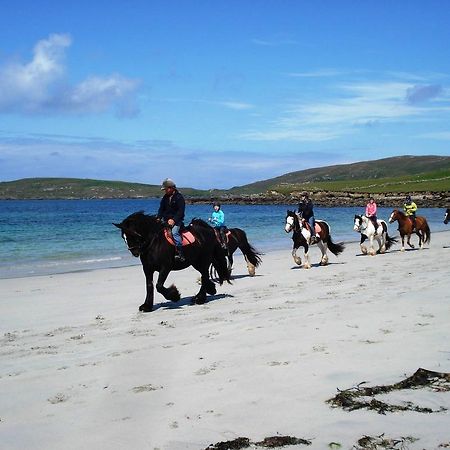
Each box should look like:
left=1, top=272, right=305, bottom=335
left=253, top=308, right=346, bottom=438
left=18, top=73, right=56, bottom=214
left=1, top=232, right=449, bottom=450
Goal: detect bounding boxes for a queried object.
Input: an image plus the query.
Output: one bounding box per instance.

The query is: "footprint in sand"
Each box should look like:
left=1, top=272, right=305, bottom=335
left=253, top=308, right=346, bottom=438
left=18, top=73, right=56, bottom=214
left=48, top=393, right=69, bottom=404
left=131, top=384, right=163, bottom=393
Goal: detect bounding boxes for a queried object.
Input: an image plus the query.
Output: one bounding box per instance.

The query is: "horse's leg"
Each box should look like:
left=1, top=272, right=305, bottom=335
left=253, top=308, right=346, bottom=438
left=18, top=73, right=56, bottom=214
left=303, top=244, right=311, bottom=269
left=417, top=231, right=423, bottom=249
left=360, top=234, right=368, bottom=255
left=155, top=267, right=181, bottom=302
left=244, top=255, right=256, bottom=276
left=317, top=240, right=328, bottom=266
left=368, top=235, right=376, bottom=256
left=192, top=265, right=212, bottom=305
left=407, top=233, right=415, bottom=249
left=227, top=249, right=234, bottom=275
left=292, top=246, right=302, bottom=266
left=379, top=233, right=386, bottom=253
left=400, top=234, right=406, bottom=252
left=139, top=264, right=155, bottom=312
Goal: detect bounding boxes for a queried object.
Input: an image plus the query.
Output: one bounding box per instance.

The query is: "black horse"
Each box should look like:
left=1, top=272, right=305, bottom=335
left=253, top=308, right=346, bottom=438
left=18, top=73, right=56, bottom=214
left=219, top=228, right=263, bottom=276
left=114, top=212, right=230, bottom=312
left=444, top=208, right=450, bottom=224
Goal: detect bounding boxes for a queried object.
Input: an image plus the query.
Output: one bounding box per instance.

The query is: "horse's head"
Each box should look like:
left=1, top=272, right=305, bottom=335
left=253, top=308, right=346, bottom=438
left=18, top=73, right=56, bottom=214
left=113, top=211, right=161, bottom=257
left=388, top=209, right=399, bottom=223
left=353, top=214, right=363, bottom=232
left=444, top=208, right=450, bottom=225
left=285, top=210, right=299, bottom=233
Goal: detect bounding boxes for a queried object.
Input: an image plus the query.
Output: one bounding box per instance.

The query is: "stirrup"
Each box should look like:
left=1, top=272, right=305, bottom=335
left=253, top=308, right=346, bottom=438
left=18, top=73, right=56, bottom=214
left=174, top=249, right=185, bottom=262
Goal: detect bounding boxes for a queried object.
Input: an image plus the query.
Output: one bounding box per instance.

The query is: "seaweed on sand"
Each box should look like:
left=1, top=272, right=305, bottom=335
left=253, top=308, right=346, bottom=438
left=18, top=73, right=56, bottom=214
left=205, top=435, right=311, bottom=449
left=327, top=368, right=450, bottom=414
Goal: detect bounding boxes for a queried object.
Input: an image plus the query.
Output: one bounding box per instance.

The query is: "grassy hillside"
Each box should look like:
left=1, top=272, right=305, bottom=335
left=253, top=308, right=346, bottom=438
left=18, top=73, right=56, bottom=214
left=0, top=178, right=208, bottom=199
left=1, top=156, right=449, bottom=200
left=230, top=155, right=450, bottom=194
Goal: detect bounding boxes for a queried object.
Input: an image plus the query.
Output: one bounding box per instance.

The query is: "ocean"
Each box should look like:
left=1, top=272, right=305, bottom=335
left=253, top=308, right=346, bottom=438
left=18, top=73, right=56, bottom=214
left=0, top=199, right=447, bottom=279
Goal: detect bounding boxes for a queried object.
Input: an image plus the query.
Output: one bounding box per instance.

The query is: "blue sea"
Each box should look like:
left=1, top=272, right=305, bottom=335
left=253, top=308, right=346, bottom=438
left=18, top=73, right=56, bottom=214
left=0, top=199, right=447, bottom=279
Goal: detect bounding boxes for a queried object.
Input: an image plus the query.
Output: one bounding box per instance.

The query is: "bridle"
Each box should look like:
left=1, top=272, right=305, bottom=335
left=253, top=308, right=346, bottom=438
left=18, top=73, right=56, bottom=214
left=123, top=229, right=152, bottom=254
left=286, top=212, right=302, bottom=233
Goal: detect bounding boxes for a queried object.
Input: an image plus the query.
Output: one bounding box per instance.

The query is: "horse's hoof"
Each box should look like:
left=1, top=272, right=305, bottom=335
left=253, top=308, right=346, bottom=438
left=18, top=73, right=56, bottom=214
left=194, top=295, right=206, bottom=305
left=206, top=285, right=216, bottom=295
left=139, top=304, right=153, bottom=312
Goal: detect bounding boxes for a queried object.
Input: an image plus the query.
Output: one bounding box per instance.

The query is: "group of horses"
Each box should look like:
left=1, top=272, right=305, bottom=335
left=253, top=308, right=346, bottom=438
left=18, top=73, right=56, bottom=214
left=115, top=207, right=445, bottom=312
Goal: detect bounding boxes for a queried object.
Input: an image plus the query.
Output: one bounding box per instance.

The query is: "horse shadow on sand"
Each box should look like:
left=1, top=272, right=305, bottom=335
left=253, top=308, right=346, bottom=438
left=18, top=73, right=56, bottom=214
left=290, top=261, right=346, bottom=270
left=230, top=273, right=263, bottom=281
left=153, top=293, right=234, bottom=311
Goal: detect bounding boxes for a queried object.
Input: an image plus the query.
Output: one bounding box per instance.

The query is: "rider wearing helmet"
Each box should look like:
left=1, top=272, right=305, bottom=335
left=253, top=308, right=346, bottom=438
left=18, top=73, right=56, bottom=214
left=157, top=178, right=186, bottom=262
left=209, top=201, right=227, bottom=249
left=298, top=192, right=318, bottom=244
left=403, top=195, right=417, bottom=229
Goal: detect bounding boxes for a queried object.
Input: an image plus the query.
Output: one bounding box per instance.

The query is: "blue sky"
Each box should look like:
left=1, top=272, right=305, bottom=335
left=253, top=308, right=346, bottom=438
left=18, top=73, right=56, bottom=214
left=1, top=0, right=450, bottom=189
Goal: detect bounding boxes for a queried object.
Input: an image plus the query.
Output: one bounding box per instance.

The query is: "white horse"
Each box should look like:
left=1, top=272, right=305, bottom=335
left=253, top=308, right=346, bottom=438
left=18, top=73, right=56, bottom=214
left=285, top=211, right=345, bottom=269
left=353, top=214, right=397, bottom=255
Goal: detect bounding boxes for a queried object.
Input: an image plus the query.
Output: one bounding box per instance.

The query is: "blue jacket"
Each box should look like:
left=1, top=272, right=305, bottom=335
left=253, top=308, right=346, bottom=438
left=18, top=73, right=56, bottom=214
left=211, top=210, right=225, bottom=227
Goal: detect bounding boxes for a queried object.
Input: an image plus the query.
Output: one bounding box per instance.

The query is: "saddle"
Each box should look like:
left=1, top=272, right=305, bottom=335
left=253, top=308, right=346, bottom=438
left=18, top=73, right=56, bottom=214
left=163, top=228, right=196, bottom=246
left=214, top=228, right=231, bottom=245
left=301, top=219, right=321, bottom=236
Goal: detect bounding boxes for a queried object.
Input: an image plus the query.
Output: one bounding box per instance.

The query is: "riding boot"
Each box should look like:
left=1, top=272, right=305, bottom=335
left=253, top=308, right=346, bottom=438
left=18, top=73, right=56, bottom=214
left=219, top=230, right=227, bottom=249
left=174, top=246, right=185, bottom=263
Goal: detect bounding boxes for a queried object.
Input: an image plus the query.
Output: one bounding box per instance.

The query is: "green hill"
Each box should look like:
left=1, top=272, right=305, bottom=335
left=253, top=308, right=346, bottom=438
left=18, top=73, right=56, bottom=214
left=228, top=155, right=450, bottom=194
left=0, top=178, right=208, bottom=200
left=1, top=155, right=449, bottom=200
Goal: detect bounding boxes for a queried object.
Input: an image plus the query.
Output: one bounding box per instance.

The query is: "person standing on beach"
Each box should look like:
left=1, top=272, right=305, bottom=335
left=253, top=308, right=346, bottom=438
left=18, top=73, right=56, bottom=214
left=298, top=192, right=319, bottom=244
left=365, top=197, right=378, bottom=232
left=208, top=201, right=227, bottom=249
left=157, top=178, right=186, bottom=262
left=403, top=195, right=418, bottom=230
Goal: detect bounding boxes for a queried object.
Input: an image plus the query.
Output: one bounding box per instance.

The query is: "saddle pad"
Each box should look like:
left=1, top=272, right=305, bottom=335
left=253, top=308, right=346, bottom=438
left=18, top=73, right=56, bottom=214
left=163, top=229, right=196, bottom=246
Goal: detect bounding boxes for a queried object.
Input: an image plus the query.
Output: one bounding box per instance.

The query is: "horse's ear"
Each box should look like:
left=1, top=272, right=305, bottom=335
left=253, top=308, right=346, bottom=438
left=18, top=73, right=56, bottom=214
left=113, top=223, right=123, bottom=229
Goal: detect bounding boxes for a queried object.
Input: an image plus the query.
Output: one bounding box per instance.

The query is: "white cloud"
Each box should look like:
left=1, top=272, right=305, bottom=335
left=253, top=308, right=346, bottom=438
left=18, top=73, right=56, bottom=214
left=0, top=34, right=140, bottom=116
left=219, top=101, right=254, bottom=110
left=242, top=80, right=450, bottom=142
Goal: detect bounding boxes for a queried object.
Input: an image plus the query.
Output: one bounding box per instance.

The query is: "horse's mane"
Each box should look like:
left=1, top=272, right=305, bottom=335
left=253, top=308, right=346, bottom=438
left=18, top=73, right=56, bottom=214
left=122, top=211, right=160, bottom=230
left=189, top=218, right=211, bottom=228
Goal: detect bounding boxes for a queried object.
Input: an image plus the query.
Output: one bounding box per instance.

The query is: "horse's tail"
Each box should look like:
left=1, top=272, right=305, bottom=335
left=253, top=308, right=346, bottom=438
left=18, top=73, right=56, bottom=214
left=422, top=220, right=431, bottom=245
left=211, top=242, right=231, bottom=285
left=233, top=229, right=262, bottom=268
left=384, top=233, right=398, bottom=251
left=326, top=235, right=345, bottom=256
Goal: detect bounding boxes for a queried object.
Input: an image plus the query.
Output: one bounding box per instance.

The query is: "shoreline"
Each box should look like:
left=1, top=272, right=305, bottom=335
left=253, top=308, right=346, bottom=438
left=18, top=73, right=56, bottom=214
left=1, top=232, right=449, bottom=449
left=3, top=229, right=450, bottom=280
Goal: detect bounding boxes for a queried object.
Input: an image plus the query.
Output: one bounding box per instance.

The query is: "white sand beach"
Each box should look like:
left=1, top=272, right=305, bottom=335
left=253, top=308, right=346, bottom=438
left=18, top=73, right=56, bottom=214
left=1, top=232, right=449, bottom=450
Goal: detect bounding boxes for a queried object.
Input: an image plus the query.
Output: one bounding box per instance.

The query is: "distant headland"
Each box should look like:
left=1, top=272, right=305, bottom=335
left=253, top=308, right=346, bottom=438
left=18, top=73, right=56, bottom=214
left=1, top=155, right=449, bottom=207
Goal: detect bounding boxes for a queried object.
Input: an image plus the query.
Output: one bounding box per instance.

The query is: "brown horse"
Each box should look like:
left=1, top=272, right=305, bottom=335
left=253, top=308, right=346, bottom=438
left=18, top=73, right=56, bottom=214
left=388, top=209, right=431, bottom=251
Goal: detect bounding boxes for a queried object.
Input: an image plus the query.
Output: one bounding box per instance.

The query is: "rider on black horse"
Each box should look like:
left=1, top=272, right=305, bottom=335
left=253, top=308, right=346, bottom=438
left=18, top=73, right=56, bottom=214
left=209, top=201, right=228, bottom=250
left=157, top=178, right=186, bottom=262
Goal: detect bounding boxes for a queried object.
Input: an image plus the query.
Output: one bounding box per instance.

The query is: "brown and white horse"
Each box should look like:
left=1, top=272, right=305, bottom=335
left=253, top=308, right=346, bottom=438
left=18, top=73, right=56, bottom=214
left=285, top=210, right=345, bottom=268
left=388, top=209, right=431, bottom=251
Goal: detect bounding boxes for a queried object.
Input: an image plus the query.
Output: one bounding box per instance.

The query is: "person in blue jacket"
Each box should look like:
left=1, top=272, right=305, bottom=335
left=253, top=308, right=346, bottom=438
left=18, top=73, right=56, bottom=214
left=208, top=201, right=227, bottom=249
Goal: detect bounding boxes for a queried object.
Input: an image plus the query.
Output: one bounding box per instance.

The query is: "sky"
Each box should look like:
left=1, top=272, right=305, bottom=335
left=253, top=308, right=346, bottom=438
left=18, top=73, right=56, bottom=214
left=1, top=0, right=450, bottom=189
